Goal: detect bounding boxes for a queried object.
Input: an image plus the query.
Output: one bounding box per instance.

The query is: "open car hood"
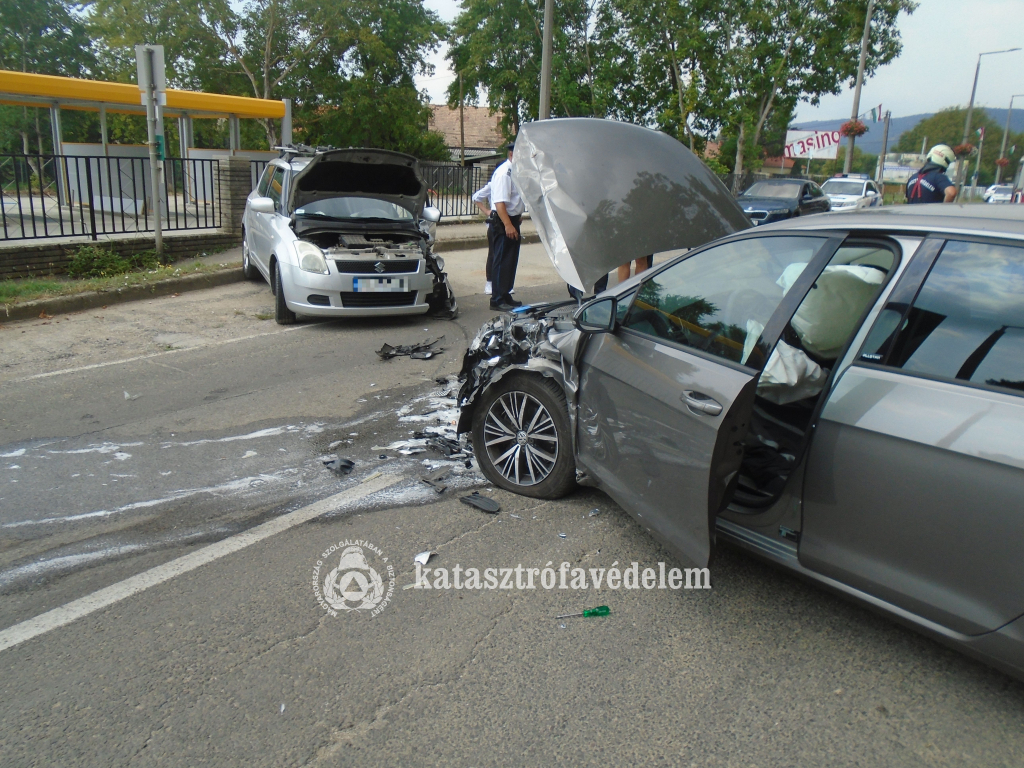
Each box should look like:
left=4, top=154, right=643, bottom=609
left=513, top=119, right=752, bottom=290
left=288, top=149, right=428, bottom=217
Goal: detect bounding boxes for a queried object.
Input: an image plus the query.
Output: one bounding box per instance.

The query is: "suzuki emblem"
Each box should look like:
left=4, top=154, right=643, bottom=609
left=374, top=262, right=385, bottom=273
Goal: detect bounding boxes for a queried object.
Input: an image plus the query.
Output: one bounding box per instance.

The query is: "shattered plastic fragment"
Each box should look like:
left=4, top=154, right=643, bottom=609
left=377, top=336, right=446, bottom=361
left=414, top=550, right=436, bottom=565
left=421, top=468, right=448, bottom=493
left=323, top=458, right=355, bottom=475
left=558, top=532, right=567, bottom=538
left=588, top=508, right=600, bottom=517
left=459, top=492, right=500, bottom=513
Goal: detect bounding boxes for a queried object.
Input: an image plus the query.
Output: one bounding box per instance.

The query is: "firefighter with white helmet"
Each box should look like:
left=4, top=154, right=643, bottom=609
left=906, top=144, right=958, bottom=203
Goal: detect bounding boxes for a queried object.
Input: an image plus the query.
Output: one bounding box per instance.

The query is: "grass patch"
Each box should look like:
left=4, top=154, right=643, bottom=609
left=254, top=312, right=274, bottom=320
left=0, top=257, right=239, bottom=305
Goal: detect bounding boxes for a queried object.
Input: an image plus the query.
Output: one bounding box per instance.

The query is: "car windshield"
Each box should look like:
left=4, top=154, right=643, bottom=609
left=295, top=197, right=414, bottom=221
left=991, top=186, right=1012, bottom=195
left=741, top=182, right=801, bottom=199
left=822, top=180, right=865, bottom=196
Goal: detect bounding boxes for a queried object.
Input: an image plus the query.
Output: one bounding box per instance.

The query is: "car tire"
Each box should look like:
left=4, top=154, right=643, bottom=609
left=273, top=262, right=296, bottom=325
left=471, top=372, right=576, bottom=499
left=242, top=231, right=259, bottom=281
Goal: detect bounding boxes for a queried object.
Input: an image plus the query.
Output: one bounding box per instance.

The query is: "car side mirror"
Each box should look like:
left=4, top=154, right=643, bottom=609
left=250, top=196, right=275, bottom=214
left=574, top=296, right=617, bottom=333
left=866, top=189, right=878, bottom=196
left=422, top=206, right=441, bottom=223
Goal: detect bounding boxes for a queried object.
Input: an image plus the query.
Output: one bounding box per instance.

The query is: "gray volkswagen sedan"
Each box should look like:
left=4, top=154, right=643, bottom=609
left=458, top=119, right=1024, bottom=680
left=243, top=146, right=457, bottom=323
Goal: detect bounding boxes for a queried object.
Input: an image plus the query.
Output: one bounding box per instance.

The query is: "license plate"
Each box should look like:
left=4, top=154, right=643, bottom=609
left=353, top=277, right=407, bottom=293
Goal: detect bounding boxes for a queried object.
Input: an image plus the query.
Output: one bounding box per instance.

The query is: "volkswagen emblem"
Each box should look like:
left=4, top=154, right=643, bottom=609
left=374, top=262, right=385, bottom=273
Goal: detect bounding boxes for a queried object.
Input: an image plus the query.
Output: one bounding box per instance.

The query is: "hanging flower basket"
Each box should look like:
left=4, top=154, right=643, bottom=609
left=996, top=157, right=1011, bottom=168
left=839, top=120, right=868, bottom=138
left=954, top=143, right=975, bottom=157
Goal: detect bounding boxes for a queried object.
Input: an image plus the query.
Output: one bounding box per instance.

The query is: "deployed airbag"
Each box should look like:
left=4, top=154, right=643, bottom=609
left=757, top=340, right=828, bottom=405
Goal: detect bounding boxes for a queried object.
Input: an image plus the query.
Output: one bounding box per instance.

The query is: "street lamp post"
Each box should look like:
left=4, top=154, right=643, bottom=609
left=995, top=94, right=1024, bottom=186
left=844, top=0, right=876, bottom=174
left=957, top=47, right=1021, bottom=193
left=538, top=0, right=554, bottom=121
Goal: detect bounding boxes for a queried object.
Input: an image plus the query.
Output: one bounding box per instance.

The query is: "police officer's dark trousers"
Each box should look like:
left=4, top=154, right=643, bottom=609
left=485, top=212, right=500, bottom=283
left=491, top=214, right=521, bottom=303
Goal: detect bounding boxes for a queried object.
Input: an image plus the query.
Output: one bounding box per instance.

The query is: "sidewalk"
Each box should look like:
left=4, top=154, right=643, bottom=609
left=3, top=218, right=546, bottom=322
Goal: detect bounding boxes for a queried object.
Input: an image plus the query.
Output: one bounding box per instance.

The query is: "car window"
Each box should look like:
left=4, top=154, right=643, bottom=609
left=883, top=240, right=1024, bottom=395
left=621, top=235, right=830, bottom=368
left=809, top=184, right=824, bottom=198
left=822, top=180, right=864, bottom=196
left=295, top=197, right=414, bottom=221
left=257, top=166, right=273, bottom=198
left=741, top=182, right=801, bottom=199
left=266, top=168, right=285, bottom=211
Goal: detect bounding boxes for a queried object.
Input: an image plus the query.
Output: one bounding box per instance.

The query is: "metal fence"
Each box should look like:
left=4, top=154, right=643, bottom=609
left=0, top=154, right=221, bottom=241
left=251, top=159, right=269, bottom=190
left=420, top=162, right=491, bottom=218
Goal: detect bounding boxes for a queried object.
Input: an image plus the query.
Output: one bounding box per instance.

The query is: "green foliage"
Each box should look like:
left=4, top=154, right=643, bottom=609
left=892, top=107, right=1024, bottom=186
left=67, top=246, right=159, bottom=279
left=815, top=146, right=878, bottom=177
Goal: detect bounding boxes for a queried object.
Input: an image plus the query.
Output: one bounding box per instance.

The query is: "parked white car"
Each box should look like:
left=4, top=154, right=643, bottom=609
left=820, top=174, right=882, bottom=211
left=984, top=185, right=1014, bottom=204
left=242, top=147, right=457, bottom=323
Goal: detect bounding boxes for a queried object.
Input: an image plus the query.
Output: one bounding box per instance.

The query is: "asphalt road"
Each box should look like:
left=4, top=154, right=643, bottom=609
left=1, top=246, right=1023, bottom=767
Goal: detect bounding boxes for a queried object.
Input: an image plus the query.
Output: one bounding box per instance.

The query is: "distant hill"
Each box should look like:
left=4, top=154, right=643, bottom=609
left=791, top=108, right=1024, bottom=156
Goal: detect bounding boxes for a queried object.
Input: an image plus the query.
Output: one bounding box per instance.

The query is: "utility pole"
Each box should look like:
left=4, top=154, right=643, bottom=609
left=971, top=127, right=985, bottom=199
left=995, top=94, right=1024, bottom=186
left=136, top=44, right=166, bottom=260
left=459, top=72, right=465, bottom=168
left=958, top=48, right=1021, bottom=195
left=877, top=110, right=891, bottom=183
left=538, top=0, right=554, bottom=120
left=844, top=0, right=875, bottom=173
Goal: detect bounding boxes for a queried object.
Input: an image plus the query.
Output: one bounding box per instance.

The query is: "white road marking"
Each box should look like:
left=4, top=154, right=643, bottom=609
left=8, top=325, right=309, bottom=383
left=0, top=472, right=401, bottom=653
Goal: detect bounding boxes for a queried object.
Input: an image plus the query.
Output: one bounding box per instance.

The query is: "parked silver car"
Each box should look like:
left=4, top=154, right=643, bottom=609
left=242, top=147, right=457, bottom=323
left=458, top=118, right=1024, bottom=680
left=820, top=173, right=883, bottom=211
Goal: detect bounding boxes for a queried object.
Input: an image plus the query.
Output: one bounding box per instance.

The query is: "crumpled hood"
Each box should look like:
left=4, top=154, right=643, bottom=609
left=288, top=148, right=428, bottom=217
left=512, top=119, right=751, bottom=290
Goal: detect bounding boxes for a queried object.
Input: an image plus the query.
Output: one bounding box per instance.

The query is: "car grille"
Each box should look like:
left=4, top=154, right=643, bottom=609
left=746, top=210, right=768, bottom=221
left=335, top=260, right=419, bottom=274
left=339, top=291, right=418, bottom=308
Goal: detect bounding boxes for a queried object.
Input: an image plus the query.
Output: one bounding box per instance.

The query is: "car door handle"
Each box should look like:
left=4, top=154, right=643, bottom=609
left=682, top=390, right=723, bottom=416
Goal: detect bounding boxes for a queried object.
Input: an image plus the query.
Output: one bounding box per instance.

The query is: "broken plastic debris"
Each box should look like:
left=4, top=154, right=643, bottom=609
left=378, top=454, right=388, bottom=460
left=459, top=492, right=500, bottom=514
left=510, top=513, right=521, bottom=519
left=323, top=458, right=355, bottom=475
left=588, top=508, right=600, bottom=517
left=558, top=532, right=567, bottom=538
left=421, top=468, right=448, bottom=493
left=414, top=550, right=436, bottom=565
left=377, top=336, right=446, bottom=361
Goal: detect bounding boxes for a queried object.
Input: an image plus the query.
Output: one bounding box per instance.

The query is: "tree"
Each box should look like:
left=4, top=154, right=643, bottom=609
left=87, top=0, right=447, bottom=154
left=0, top=0, right=96, bottom=154
left=892, top=107, right=1024, bottom=187
left=446, top=0, right=599, bottom=138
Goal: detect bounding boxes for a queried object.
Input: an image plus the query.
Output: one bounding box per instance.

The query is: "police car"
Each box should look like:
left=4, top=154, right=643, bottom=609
left=821, top=173, right=883, bottom=211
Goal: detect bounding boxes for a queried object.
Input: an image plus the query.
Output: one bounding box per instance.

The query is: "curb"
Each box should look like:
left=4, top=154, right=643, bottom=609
left=434, top=231, right=540, bottom=253
left=2, top=266, right=245, bottom=323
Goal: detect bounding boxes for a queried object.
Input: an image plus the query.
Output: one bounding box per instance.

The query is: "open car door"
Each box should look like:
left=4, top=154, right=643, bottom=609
left=575, top=233, right=844, bottom=567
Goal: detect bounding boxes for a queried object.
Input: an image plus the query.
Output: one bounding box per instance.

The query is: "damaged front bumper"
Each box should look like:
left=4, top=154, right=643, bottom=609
left=456, top=301, right=582, bottom=439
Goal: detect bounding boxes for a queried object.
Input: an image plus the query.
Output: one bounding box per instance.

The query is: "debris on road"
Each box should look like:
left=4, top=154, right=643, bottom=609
left=556, top=606, right=611, bottom=619
left=460, top=492, right=500, bottom=514
left=323, top=458, right=355, bottom=475
left=421, top=468, right=448, bottom=493
left=414, top=550, right=436, bottom=565
left=558, top=532, right=567, bottom=538
left=376, top=336, right=446, bottom=361
left=588, top=508, right=600, bottom=517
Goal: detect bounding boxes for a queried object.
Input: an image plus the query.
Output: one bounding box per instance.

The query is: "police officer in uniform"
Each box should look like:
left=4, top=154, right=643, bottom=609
left=488, top=142, right=525, bottom=311
left=906, top=144, right=958, bottom=204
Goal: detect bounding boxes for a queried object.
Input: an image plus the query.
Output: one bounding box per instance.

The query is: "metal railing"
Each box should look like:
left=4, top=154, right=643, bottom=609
left=420, top=162, right=491, bottom=218
left=251, top=159, right=269, bottom=190
left=0, top=154, right=221, bottom=241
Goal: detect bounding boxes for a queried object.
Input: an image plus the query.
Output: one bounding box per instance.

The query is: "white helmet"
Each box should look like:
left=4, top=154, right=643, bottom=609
left=927, top=144, right=956, bottom=169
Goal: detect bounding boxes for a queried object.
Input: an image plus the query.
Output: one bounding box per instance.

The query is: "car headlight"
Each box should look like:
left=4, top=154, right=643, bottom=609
left=768, top=208, right=790, bottom=216
left=294, top=241, right=329, bottom=275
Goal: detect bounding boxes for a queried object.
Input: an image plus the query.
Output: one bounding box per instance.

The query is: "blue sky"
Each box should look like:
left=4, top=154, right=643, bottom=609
left=415, top=0, right=1024, bottom=122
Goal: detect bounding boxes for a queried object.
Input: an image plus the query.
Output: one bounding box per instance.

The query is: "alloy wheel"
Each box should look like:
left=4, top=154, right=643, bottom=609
left=482, top=391, right=559, bottom=486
